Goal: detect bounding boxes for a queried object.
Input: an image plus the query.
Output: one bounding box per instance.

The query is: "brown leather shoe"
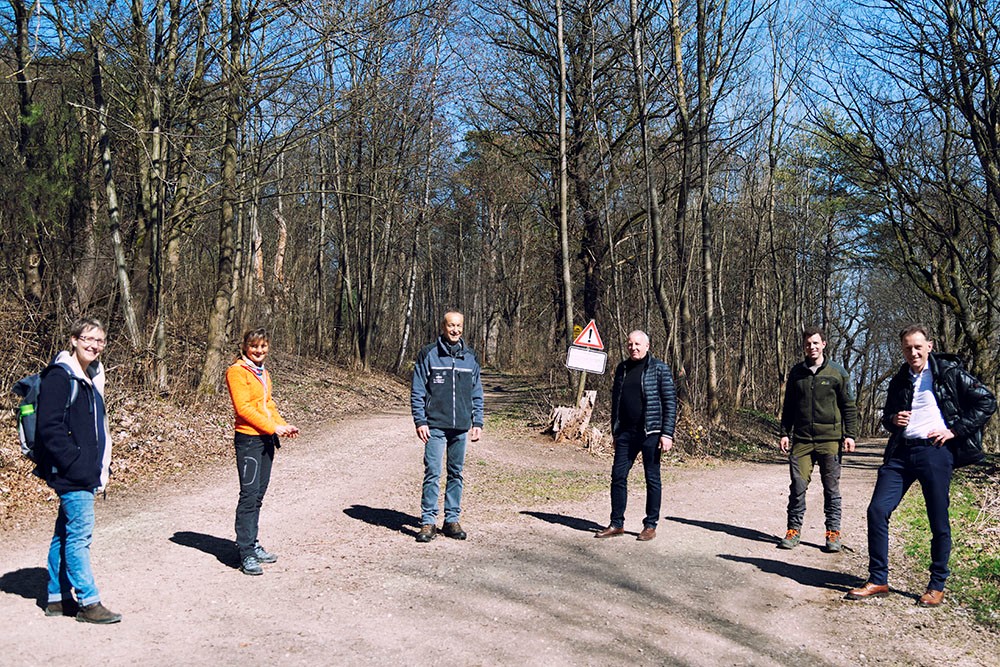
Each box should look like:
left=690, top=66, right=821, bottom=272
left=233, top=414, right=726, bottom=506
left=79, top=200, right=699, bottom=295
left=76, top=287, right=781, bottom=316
left=594, top=526, right=625, bottom=538
left=637, top=527, right=656, bottom=541
left=918, top=589, right=944, bottom=607
left=845, top=582, right=889, bottom=600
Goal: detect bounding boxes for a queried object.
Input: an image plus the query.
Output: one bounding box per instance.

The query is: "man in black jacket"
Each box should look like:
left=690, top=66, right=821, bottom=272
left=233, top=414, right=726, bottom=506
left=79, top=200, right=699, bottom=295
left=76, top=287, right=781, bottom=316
left=847, top=325, right=996, bottom=607
left=595, top=330, right=676, bottom=542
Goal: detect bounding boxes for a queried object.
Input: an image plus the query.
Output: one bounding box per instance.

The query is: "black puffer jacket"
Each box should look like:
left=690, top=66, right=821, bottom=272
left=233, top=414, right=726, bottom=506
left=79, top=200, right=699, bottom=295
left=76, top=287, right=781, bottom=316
left=882, top=353, right=996, bottom=467
left=611, top=353, right=677, bottom=439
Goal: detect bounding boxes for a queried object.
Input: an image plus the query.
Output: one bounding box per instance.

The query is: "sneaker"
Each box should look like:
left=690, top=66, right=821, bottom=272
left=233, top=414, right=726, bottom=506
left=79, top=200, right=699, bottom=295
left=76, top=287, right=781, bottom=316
left=778, top=528, right=801, bottom=549
left=442, top=522, right=467, bottom=540
left=416, top=524, right=437, bottom=543
left=76, top=602, right=122, bottom=624
left=253, top=541, right=278, bottom=563
left=240, top=554, right=264, bottom=575
left=824, top=530, right=842, bottom=553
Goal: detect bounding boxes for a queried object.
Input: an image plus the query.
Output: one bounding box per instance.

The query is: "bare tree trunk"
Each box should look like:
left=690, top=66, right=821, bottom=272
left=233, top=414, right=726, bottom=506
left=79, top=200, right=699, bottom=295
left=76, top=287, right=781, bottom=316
left=315, top=140, right=328, bottom=354
left=697, top=0, right=720, bottom=423
left=93, top=32, right=141, bottom=349
left=630, top=0, right=673, bottom=349
left=556, top=0, right=575, bottom=354
left=198, top=0, right=244, bottom=394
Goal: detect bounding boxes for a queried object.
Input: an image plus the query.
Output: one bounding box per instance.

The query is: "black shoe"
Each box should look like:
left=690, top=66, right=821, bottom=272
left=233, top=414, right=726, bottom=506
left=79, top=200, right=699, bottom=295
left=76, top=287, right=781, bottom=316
left=442, top=522, right=467, bottom=540
left=416, top=524, right=437, bottom=543
left=76, top=602, right=122, bottom=624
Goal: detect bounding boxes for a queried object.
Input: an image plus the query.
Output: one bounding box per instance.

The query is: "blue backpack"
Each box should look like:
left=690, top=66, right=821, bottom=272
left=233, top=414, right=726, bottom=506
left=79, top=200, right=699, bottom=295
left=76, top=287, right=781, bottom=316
left=13, top=361, right=79, bottom=473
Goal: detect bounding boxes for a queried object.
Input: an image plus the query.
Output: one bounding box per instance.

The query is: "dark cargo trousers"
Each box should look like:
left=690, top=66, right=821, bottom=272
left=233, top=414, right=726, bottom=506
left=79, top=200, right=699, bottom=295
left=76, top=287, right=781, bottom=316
left=786, top=440, right=842, bottom=532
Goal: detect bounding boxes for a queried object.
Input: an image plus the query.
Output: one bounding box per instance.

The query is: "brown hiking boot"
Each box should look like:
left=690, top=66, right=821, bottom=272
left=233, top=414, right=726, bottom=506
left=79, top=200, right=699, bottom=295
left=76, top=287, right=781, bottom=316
left=416, top=524, right=437, bottom=543
left=76, top=602, right=122, bottom=624
left=442, top=522, right=467, bottom=540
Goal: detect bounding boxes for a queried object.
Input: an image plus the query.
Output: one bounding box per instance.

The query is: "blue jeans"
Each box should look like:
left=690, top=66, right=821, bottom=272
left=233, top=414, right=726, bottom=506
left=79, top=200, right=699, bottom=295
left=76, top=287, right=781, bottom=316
left=421, top=429, right=467, bottom=525
left=866, top=441, right=954, bottom=589
left=47, top=490, right=100, bottom=606
left=234, top=433, right=275, bottom=558
left=610, top=430, right=662, bottom=529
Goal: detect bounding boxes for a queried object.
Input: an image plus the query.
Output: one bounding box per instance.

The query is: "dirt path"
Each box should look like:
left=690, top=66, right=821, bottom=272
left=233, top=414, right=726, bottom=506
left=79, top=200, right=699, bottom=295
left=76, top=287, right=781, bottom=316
left=1, top=399, right=997, bottom=666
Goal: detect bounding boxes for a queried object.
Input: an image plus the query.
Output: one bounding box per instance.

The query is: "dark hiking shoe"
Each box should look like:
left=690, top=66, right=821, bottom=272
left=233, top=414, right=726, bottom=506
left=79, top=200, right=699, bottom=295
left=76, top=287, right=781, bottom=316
left=442, top=522, right=467, bottom=540
left=824, top=530, right=842, bottom=553
left=240, top=554, right=264, bottom=575
left=253, top=542, right=278, bottom=563
left=778, top=528, right=801, bottom=549
left=416, top=524, right=437, bottom=543
left=76, top=602, right=122, bottom=624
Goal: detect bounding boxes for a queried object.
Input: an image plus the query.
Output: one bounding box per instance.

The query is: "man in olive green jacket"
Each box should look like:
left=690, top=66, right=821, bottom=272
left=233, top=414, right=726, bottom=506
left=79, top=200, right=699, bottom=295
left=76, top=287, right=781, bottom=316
left=778, top=326, right=858, bottom=552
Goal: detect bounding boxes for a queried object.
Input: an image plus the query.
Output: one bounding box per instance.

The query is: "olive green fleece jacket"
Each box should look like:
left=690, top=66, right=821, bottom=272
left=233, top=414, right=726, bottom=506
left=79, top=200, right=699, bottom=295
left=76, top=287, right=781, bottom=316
left=780, top=359, right=858, bottom=444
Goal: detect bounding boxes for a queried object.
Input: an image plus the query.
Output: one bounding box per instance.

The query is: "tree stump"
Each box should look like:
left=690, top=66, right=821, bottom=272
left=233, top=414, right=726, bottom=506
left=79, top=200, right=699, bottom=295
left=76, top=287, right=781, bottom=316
left=546, top=390, right=597, bottom=444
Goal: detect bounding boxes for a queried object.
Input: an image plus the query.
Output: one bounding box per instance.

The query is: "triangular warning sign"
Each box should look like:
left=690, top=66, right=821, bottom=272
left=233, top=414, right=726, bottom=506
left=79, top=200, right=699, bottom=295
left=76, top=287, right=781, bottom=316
left=572, top=319, right=604, bottom=350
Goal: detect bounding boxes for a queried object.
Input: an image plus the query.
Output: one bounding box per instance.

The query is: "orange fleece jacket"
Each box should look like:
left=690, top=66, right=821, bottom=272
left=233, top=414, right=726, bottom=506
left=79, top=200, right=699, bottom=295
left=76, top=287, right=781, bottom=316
left=226, top=359, right=288, bottom=436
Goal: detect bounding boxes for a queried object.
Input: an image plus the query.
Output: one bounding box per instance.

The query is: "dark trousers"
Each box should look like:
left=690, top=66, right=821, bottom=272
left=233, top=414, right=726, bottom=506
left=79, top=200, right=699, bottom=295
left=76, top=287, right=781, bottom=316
left=610, top=430, right=662, bottom=529
left=786, top=440, right=842, bottom=531
left=866, top=441, right=954, bottom=590
left=234, top=432, right=276, bottom=558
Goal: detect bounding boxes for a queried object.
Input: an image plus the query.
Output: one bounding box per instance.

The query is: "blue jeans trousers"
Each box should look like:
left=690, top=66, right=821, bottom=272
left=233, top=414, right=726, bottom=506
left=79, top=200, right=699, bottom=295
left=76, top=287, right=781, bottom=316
left=421, top=428, right=467, bottom=525
left=234, top=433, right=275, bottom=558
left=610, top=430, right=662, bottom=529
left=47, top=489, right=100, bottom=606
left=866, top=442, right=954, bottom=590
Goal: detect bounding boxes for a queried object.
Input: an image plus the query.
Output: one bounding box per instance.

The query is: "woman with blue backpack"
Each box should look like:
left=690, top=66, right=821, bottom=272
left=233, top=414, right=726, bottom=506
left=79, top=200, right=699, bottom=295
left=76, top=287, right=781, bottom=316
left=35, top=317, right=121, bottom=624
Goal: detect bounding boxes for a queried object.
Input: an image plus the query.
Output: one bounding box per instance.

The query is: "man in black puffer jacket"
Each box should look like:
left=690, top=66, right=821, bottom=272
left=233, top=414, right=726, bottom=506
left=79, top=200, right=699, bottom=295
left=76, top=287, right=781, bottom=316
left=847, top=324, right=996, bottom=608
left=595, top=330, right=677, bottom=542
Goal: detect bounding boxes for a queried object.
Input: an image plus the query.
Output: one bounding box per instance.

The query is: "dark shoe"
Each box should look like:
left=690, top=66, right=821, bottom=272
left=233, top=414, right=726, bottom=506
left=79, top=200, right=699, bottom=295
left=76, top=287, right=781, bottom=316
left=442, top=522, right=467, bottom=540
left=845, top=582, right=889, bottom=600
left=824, top=530, right=842, bottom=553
left=594, top=526, right=625, bottom=538
left=240, top=554, right=264, bottom=576
left=76, top=602, right=122, bottom=624
left=416, top=524, right=437, bottom=543
left=253, top=541, right=278, bottom=564
left=637, top=527, right=657, bottom=541
left=44, top=601, right=67, bottom=617
left=778, top=528, right=801, bottom=549
left=918, top=589, right=944, bottom=607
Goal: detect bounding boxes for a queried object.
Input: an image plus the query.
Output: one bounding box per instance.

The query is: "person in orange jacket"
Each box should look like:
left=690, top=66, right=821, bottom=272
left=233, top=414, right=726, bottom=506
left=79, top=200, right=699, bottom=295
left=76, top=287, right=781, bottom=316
left=226, top=328, right=299, bottom=575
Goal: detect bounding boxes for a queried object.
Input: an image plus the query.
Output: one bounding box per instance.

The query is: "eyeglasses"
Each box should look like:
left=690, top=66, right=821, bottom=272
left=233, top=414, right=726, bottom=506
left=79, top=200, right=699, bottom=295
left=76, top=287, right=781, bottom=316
left=77, top=335, right=107, bottom=348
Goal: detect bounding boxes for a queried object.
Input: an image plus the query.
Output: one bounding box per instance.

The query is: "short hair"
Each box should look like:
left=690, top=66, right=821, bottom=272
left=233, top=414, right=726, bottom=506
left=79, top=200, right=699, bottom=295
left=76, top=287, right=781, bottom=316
left=241, top=328, right=269, bottom=353
left=441, top=310, right=464, bottom=325
left=801, top=325, right=826, bottom=342
left=69, top=317, right=105, bottom=339
left=628, top=330, right=650, bottom=345
left=899, top=324, right=932, bottom=341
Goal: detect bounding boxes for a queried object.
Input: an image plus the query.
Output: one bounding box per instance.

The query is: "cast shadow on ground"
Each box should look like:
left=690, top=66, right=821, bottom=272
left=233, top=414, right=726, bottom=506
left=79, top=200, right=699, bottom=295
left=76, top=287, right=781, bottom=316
left=343, top=505, right=420, bottom=537
left=663, top=515, right=781, bottom=545
left=169, top=531, right=239, bottom=569
left=520, top=511, right=606, bottom=534
left=718, top=554, right=860, bottom=593
left=0, top=567, right=47, bottom=608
